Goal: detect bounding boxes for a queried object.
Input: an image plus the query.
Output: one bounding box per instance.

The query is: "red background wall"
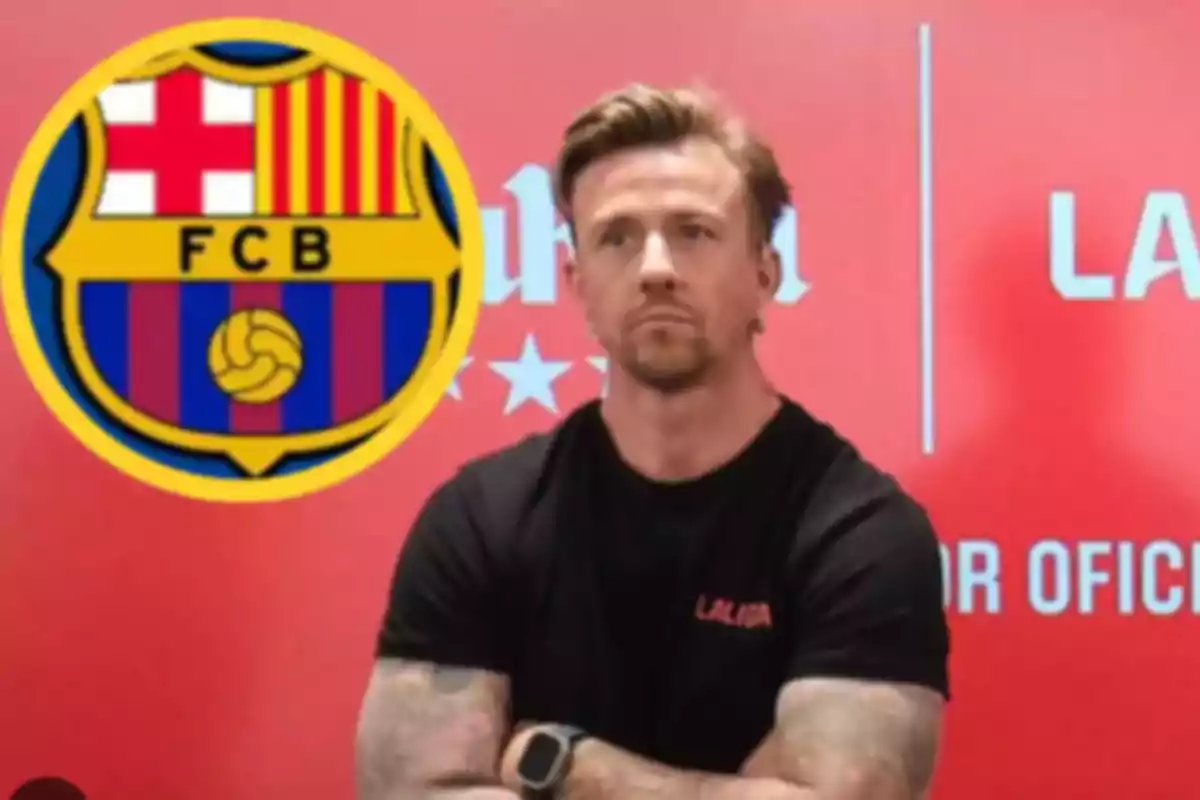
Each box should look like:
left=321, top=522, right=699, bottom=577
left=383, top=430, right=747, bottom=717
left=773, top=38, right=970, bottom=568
left=2, top=1, right=1198, bottom=797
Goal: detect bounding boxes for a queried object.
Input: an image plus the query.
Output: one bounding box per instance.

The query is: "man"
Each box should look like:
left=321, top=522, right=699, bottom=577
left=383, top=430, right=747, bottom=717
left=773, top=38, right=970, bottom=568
left=356, top=84, right=951, bottom=799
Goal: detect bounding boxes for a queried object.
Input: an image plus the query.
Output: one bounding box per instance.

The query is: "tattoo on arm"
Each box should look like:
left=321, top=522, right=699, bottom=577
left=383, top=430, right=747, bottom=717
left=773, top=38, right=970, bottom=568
left=557, top=678, right=943, bottom=800
left=355, top=658, right=515, bottom=799
left=773, top=677, right=945, bottom=799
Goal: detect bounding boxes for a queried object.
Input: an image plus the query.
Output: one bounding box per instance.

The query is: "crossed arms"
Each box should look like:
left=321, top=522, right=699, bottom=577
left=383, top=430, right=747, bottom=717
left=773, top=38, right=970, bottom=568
left=354, top=658, right=945, bottom=800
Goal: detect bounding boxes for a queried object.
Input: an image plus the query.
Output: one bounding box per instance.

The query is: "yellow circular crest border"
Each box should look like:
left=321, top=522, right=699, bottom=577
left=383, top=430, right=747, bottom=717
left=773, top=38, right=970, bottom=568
left=0, top=17, right=484, bottom=504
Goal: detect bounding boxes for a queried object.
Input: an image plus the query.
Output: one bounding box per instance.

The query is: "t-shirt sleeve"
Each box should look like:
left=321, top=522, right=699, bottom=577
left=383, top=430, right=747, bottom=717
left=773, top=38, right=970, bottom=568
left=374, top=472, right=512, bottom=674
left=786, top=492, right=950, bottom=698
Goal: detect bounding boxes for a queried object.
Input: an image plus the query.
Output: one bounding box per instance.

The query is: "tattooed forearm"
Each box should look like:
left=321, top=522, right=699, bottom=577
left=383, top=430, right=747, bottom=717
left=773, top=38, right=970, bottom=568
left=772, top=678, right=944, bottom=800
left=355, top=658, right=516, bottom=799
left=496, top=678, right=941, bottom=800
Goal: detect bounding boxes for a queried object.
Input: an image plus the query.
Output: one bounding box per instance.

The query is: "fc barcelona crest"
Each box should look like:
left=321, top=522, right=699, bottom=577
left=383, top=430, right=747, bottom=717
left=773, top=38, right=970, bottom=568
left=0, top=19, right=484, bottom=502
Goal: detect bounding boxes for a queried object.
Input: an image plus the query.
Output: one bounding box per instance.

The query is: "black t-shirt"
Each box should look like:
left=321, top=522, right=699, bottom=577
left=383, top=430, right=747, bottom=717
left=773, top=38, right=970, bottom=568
left=376, top=398, right=950, bottom=773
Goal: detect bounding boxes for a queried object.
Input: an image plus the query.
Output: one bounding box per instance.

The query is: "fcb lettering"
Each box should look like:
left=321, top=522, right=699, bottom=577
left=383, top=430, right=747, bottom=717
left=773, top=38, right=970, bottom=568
left=178, top=224, right=333, bottom=275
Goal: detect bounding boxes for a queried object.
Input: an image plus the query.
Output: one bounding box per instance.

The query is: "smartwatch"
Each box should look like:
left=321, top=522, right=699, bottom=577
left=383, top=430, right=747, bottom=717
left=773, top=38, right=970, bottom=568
left=515, top=724, right=589, bottom=799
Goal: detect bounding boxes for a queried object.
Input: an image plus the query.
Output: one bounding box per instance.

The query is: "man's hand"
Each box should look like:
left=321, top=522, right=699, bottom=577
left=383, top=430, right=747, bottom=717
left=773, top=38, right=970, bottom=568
left=499, top=723, right=804, bottom=800
left=496, top=677, right=943, bottom=799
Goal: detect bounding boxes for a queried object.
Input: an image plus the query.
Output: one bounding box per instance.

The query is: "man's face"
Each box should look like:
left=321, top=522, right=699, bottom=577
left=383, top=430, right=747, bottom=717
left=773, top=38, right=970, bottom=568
left=565, top=137, right=777, bottom=393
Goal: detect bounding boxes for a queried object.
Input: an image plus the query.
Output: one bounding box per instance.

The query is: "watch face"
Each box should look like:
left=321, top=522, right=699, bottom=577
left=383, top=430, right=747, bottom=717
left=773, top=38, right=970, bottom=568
left=517, top=731, right=565, bottom=787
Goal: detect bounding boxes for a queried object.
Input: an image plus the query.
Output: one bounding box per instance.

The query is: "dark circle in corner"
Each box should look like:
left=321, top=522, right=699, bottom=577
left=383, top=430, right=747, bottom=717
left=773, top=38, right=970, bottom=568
left=10, top=777, right=85, bottom=800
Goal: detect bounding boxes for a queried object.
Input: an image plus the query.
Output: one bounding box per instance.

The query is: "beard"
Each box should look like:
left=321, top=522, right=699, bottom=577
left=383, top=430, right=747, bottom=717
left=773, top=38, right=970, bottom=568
left=617, top=325, right=714, bottom=394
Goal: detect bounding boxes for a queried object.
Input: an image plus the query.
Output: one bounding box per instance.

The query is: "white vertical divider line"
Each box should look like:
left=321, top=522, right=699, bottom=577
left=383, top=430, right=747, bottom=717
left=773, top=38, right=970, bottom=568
left=918, top=22, right=936, bottom=456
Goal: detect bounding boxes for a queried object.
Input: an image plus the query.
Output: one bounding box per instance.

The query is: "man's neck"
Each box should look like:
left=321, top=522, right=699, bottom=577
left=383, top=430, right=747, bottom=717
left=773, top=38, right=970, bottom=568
left=600, top=357, right=781, bottom=483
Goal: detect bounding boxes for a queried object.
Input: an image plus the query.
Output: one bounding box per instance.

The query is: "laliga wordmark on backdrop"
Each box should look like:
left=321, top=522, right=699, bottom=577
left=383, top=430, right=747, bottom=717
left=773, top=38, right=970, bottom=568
left=941, top=538, right=1200, bottom=615
left=1052, top=191, right=1200, bottom=299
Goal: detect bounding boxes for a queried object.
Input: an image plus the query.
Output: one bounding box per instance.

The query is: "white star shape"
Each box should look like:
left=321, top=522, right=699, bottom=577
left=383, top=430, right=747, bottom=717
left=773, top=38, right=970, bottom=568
left=489, top=333, right=573, bottom=415
left=586, top=355, right=610, bottom=397
left=445, top=356, right=473, bottom=401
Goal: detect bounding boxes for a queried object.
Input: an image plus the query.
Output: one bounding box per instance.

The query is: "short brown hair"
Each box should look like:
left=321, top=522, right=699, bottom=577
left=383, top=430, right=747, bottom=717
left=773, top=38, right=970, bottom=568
left=552, top=84, right=791, bottom=244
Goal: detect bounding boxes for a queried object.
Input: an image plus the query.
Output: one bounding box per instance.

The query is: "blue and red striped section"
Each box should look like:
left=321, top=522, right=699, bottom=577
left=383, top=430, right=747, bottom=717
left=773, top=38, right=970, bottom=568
left=78, top=281, right=433, bottom=434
